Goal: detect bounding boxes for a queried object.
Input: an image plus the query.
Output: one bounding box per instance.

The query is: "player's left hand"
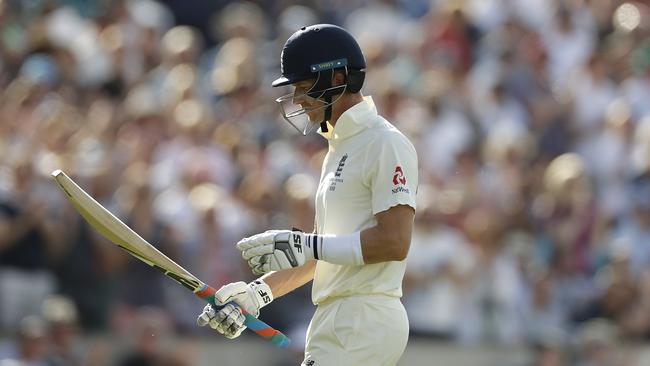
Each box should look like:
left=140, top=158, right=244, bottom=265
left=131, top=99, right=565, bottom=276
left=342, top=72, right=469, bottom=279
left=236, top=230, right=315, bottom=275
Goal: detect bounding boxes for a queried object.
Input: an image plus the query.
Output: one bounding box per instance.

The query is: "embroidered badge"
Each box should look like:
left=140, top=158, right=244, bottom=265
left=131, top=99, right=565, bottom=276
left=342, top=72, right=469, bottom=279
left=329, top=154, right=348, bottom=191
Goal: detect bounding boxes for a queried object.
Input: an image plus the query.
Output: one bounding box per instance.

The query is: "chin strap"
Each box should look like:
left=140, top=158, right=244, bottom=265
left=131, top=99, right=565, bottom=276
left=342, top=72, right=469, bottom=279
left=320, top=94, right=332, bottom=133
left=320, top=120, right=328, bottom=133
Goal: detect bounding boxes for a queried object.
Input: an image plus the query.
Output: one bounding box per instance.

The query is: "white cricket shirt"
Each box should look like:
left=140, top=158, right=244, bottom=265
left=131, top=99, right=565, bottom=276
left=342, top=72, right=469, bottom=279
left=312, top=96, right=418, bottom=304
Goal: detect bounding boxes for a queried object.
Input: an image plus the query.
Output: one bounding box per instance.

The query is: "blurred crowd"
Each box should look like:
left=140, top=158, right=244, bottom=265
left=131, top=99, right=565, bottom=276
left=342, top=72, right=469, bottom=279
left=0, top=0, right=649, bottom=365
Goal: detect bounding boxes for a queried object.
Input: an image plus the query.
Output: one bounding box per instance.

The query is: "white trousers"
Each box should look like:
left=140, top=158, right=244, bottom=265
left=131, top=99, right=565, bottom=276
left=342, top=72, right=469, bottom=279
left=302, top=295, right=409, bottom=366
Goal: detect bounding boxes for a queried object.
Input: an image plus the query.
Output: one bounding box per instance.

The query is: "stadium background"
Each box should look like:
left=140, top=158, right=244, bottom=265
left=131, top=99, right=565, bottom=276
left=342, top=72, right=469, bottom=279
left=1, top=0, right=649, bottom=364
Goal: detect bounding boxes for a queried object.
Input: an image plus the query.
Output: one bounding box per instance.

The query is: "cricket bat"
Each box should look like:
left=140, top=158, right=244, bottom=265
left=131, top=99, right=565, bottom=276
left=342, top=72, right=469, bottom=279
left=51, top=169, right=290, bottom=348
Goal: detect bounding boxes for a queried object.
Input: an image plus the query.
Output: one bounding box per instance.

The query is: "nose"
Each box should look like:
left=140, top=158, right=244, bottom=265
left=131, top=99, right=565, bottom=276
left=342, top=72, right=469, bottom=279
left=292, top=91, right=305, bottom=105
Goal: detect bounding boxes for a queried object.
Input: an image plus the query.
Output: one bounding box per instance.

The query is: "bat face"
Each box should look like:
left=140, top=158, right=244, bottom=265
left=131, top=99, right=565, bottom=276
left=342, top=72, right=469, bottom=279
left=51, top=169, right=292, bottom=347
left=51, top=169, right=203, bottom=292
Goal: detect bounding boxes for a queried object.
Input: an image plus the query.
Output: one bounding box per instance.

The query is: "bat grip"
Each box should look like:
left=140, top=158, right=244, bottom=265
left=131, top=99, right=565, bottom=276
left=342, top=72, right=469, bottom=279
left=196, top=285, right=291, bottom=348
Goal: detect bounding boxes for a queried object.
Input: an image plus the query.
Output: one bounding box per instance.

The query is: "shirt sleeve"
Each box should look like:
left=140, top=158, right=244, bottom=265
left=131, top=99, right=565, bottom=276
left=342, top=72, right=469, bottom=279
left=364, top=131, right=418, bottom=215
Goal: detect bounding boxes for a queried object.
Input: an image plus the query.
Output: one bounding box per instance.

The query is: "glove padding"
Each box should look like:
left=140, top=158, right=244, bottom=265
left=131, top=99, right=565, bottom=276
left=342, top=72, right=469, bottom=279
left=197, top=303, right=245, bottom=339
left=237, top=230, right=316, bottom=275
left=196, top=280, right=273, bottom=339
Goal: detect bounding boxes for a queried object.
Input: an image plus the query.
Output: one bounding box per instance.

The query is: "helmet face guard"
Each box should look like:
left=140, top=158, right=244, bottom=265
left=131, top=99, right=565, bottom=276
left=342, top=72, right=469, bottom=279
left=275, top=64, right=349, bottom=135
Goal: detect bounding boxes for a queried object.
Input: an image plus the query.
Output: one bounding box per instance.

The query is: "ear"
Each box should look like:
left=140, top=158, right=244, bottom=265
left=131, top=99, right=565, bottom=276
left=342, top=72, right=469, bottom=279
left=331, top=71, right=346, bottom=87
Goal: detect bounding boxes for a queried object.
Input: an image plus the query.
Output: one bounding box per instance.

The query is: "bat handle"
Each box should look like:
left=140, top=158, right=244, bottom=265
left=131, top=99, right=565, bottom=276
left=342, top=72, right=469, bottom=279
left=196, top=285, right=291, bottom=348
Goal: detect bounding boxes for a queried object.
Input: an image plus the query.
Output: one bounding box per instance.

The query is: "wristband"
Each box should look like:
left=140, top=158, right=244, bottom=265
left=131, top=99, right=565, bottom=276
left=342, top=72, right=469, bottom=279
left=249, top=279, right=273, bottom=308
left=305, top=232, right=364, bottom=266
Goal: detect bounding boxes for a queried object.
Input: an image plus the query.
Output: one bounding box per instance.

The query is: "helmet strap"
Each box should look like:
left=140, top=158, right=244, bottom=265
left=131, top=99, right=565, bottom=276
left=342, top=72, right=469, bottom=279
left=321, top=95, right=332, bottom=132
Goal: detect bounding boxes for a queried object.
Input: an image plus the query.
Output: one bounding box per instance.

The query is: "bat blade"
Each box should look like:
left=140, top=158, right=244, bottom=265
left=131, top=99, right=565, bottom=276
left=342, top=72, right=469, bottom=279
left=51, top=170, right=199, bottom=289
left=51, top=169, right=290, bottom=348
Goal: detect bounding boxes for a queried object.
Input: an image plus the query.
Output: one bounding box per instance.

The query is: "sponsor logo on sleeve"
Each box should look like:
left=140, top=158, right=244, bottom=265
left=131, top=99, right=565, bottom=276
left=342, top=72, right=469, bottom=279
left=391, top=166, right=410, bottom=194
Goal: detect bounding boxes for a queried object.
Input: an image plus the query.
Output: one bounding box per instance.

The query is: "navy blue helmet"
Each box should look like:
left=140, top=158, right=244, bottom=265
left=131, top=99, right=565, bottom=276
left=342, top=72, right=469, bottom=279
left=272, top=24, right=366, bottom=91
left=273, top=24, right=366, bottom=134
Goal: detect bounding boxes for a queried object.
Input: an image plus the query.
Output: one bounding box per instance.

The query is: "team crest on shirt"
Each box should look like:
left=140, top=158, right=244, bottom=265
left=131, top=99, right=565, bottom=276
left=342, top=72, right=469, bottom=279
left=328, top=154, right=348, bottom=191
left=391, top=165, right=410, bottom=194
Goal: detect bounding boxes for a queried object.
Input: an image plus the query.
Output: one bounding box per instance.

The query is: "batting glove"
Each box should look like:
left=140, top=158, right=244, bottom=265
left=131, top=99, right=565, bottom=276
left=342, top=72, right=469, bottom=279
left=237, top=229, right=318, bottom=275
left=196, top=280, right=273, bottom=339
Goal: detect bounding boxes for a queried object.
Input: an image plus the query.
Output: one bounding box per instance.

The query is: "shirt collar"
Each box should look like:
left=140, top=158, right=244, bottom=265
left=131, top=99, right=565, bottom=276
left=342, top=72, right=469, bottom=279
left=318, top=96, right=378, bottom=142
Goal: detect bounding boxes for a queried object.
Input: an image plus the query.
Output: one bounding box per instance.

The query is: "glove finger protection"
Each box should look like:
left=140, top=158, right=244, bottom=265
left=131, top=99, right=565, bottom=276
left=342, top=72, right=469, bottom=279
left=196, top=304, right=215, bottom=327
left=236, top=230, right=282, bottom=252
left=210, top=304, right=245, bottom=338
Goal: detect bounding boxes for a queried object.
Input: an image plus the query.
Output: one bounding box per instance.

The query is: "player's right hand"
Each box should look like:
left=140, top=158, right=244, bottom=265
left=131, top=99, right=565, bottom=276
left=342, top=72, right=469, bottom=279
left=196, top=280, right=274, bottom=339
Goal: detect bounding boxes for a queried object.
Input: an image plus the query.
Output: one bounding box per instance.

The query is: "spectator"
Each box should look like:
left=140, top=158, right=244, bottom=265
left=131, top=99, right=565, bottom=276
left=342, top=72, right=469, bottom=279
left=0, top=315, right=49, bottom=366
left=41, top=295, right=82, bottom=366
